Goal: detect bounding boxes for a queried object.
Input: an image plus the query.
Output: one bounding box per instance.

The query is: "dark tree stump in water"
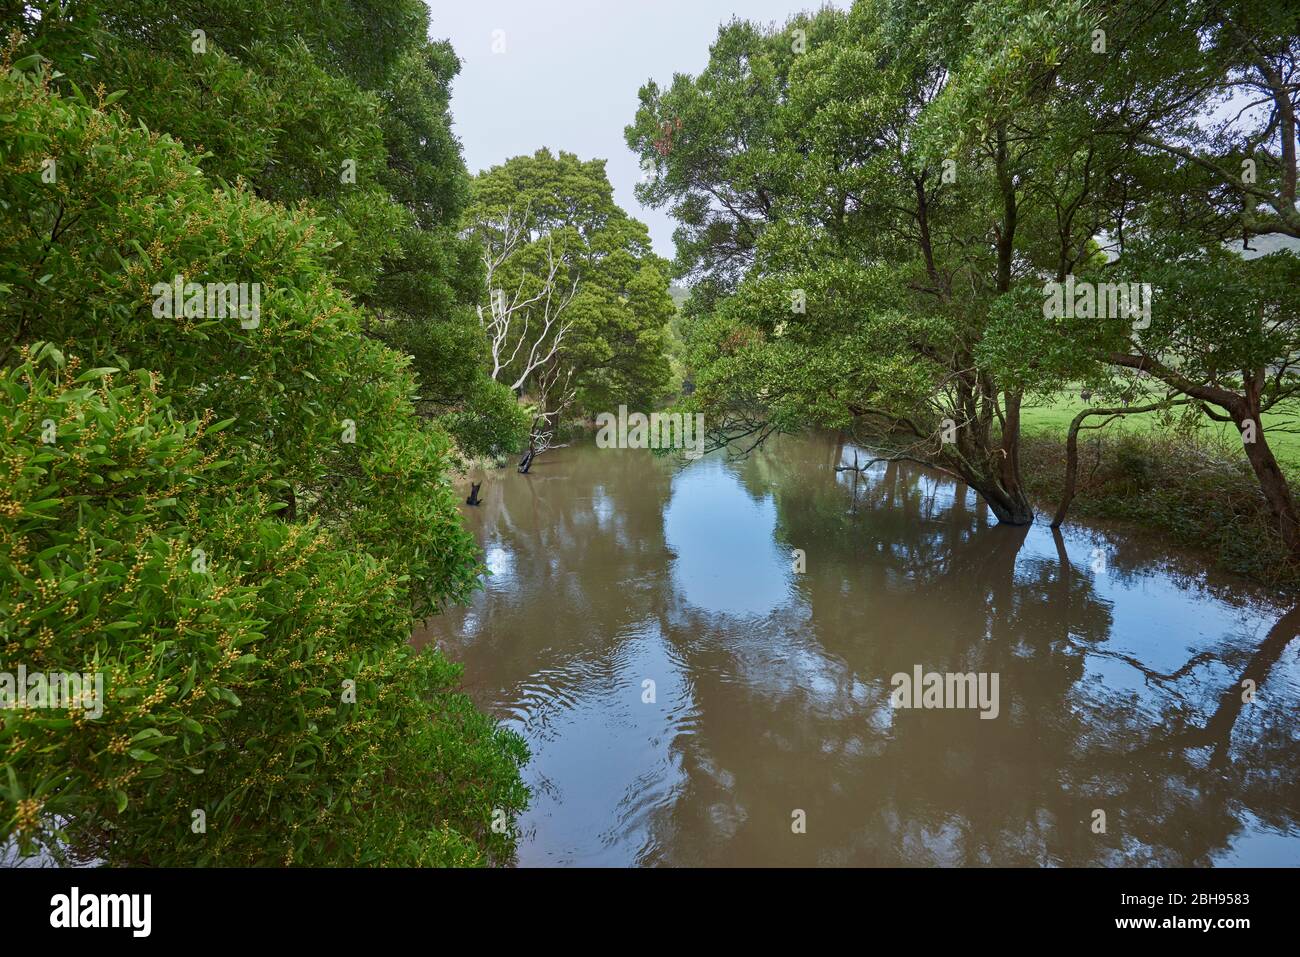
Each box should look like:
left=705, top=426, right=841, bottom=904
left=466, top=482, right=482, bottom=506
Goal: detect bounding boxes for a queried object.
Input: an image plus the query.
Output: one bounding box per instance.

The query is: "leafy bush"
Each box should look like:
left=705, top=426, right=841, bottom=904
left=0, top=58, right=482, bottom=613
left=12, top=0, right=525, bottom=459
left=0, top=61, right=528, bottom=865
left=1112, top=433, right=1153, bottom=493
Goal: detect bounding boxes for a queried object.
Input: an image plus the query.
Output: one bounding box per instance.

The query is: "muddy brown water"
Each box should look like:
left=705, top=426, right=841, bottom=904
left=414, top=432, right=1300, bottom=866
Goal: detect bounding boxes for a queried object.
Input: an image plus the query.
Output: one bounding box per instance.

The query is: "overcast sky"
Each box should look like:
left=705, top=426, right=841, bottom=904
left=426, top=0, right=845, bottom=259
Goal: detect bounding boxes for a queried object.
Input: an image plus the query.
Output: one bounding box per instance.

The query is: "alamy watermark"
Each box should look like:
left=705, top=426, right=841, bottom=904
left=151, top=275, right=261, bottom=329
left=595, top=405, right=706, bottom=459
left=1042, top=276, right=1151, bottom=328
left=0, top=666, right=103, bottom=719
left=890, top=665, right=1000, bottom=719
left=50, top=887, right=150, bottom=937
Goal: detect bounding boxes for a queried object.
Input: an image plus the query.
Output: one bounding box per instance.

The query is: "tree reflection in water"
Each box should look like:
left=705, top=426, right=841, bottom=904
left=419, top=432, right=1300, bottom=866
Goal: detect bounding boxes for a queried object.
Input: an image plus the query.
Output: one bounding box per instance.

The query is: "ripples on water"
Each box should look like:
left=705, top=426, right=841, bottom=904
left=415, top=432, right=1300, bottom=867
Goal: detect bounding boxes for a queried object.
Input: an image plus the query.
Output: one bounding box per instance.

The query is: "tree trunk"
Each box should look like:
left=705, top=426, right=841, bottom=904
left=518, top=425, right=540, bottom=474
left=939, top=393, right=1033, bottom=525
left=998, top=392, right=1027, bottom=501
left=1105, top=352, right=1300, bottom=557
left=980, top=485, right=1034, bottom=525
left=1234, top=374, right=1300, bottom=558
left=1238, top=418, right=1300, bottom=557
left=517, top=445, right=535, bottom=474
left=1051, top=412, right=1085, bottom=529
left=942, top=464, right=1033, bottom=525
left=1051, top=400, right=1186, bottom=528
left=969, top=391, right=1033, bottom=525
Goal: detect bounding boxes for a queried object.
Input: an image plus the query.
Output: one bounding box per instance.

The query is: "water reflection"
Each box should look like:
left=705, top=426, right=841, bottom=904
left=416, top=432, right=1300, bottom=867
left=663, top=456, right=789, bottom=618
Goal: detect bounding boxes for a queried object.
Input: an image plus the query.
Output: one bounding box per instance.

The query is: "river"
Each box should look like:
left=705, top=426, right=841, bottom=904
left=415, top=431, right=1300, bottom=866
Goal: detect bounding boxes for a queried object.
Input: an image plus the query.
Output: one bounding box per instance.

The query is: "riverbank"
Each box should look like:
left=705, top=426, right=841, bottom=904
left=1020, top=427, right=1300, bottom=592
left=1020, top=392, right=1300, bottom=472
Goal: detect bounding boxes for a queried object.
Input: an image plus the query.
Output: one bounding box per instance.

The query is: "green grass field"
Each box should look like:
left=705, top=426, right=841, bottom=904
left=1020, top=391, right=1300, bottom=474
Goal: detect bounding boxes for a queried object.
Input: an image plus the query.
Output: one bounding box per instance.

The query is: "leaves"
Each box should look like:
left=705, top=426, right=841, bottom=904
left=0, top=42, right=527, bottom=866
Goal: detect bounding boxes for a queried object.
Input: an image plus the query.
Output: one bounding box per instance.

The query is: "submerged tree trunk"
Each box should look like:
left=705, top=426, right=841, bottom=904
left=518, top=419, right=543, bottom=474
left=935, top=384, right=1034, bottom=526
left=967, top=477, right=1034, bottom=525
left=518, top=443, right=536, bottom=474
left=935, top=448, right=1033, bottom=525
left=960, top=386, right=1033, bottom=525
left=997, top=392, right=1031, bottom=523
left=1051, top=400, right=1182, bottom=528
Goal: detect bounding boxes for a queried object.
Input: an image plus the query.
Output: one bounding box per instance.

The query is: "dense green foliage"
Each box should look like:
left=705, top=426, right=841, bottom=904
left=629, top=0, right=1300, bottom=547
left=0, top=349, right=526, bottom=865
left=468, top=149, right=674, bottom=422
left=0, top=31, right=527, bottom=863
left=8, top=0, right=526, bottom=460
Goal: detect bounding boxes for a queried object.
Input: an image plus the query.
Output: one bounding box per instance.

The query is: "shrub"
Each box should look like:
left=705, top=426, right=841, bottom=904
left=0, top=61, right=528, bottom=865
left=1108, top=431, right=1156, bottom=494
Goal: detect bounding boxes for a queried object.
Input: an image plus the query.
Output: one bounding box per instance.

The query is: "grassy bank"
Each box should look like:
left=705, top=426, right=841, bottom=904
left=1021, top=392, right=1300, bottom=472
left=1019, top=424, right=1300, bottom=591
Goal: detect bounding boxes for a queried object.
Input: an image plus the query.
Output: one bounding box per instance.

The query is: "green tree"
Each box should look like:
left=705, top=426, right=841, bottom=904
left=0, top=55, right=527, bottom=865
left=1073, top=0, right=1300, bottom=553
left=8, top=0, right=524, bottom=459
left=630, top=2, right=1112, bottom=523
left=630, top=0, right=1300, bottom=542
left=467, top=149, right=673, bottom=467
left=936, top=0, right=1300, bottom=549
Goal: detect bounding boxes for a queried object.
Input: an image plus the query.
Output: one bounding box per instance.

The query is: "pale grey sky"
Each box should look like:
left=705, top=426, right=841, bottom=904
left=426, top=0, right=845, bottom=258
